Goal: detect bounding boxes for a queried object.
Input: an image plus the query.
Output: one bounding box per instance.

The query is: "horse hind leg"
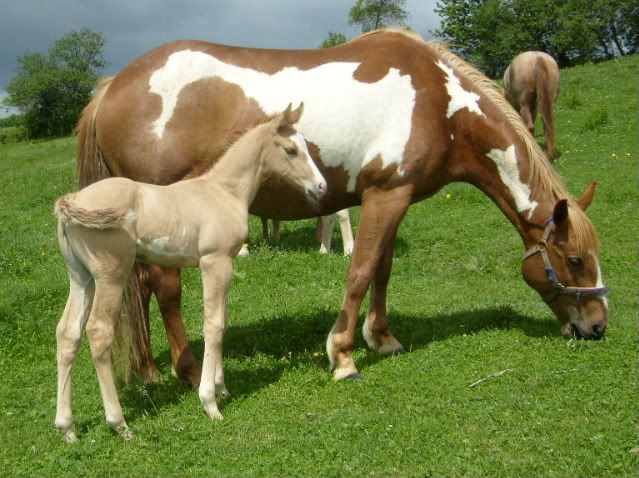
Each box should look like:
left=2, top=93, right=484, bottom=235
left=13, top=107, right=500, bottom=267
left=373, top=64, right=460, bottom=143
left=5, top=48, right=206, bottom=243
left=86, top=276, right=132, bottom=439
left=55, top=261, right=94, bottom=443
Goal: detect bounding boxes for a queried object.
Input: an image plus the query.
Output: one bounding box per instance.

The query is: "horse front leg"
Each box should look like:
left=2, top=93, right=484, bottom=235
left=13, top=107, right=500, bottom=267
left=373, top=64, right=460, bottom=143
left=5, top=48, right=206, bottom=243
left=362, top=232, right=405, bottom=355
left=149, top=265, right=202, bottom=388
left=198, top=254, right=233, bottom=421
left=327, top=187, right=411, bottom=380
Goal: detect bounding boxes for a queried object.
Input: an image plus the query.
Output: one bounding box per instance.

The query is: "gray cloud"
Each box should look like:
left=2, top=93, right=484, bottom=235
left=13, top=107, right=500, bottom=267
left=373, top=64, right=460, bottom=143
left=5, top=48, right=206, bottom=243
left=0, top=1, right=440, bottom=117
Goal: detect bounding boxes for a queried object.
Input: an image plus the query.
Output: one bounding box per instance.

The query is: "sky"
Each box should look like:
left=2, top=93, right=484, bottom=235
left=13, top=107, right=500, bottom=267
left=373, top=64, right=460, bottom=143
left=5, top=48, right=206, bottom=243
left=0, top=0, right=441, bottom=118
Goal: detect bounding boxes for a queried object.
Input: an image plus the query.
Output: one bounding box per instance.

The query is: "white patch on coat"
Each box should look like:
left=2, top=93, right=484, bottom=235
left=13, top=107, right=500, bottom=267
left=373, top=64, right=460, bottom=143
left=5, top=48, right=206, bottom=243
left=149, top=50, right=417, bottom=191
left=436, top=61, right=485, bottom=119
left=486, top=145, right=538, bottom=218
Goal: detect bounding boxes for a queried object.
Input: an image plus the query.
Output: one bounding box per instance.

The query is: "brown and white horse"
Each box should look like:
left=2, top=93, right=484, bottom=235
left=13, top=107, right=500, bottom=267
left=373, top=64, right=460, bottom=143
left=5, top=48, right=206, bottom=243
left=503, top=51, right=560, bottom=158
left=56, top=105, right=324, bottom=441
left=77, top=30, right=608, bottom=385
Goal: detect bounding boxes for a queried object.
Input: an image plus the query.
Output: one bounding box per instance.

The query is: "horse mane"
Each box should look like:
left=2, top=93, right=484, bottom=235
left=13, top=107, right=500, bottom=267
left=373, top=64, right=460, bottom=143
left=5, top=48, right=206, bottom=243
left=426, top=43, right=598, bottom=251
left=351, top=27, right=425, bottom=44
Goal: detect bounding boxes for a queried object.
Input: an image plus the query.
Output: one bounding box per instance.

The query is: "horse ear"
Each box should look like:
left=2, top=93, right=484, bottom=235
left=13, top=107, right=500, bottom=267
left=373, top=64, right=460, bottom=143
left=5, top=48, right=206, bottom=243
left=288, top=102, right=304, bottom=124
left=576, top=181, right=597, bottom=211
left=273, top=103, right=293, bottom=131
left=553, top=199, right=569, bottom=226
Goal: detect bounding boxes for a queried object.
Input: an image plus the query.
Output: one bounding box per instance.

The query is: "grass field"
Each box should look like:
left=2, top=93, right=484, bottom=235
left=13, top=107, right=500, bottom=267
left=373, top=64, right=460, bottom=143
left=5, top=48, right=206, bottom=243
left=0, top=54, right=637, bottom=477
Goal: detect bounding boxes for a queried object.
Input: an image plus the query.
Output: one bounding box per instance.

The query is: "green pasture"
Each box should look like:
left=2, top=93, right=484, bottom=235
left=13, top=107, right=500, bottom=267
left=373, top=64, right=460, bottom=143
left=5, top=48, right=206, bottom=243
left=0, top=55, right=637, bottom=477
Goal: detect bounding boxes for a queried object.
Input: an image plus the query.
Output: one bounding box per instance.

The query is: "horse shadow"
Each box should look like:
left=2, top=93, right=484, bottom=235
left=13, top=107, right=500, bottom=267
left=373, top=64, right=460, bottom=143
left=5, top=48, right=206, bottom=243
left=248, top=221, right=411, bottom=257
left=119, top=304, right=557, bottom=420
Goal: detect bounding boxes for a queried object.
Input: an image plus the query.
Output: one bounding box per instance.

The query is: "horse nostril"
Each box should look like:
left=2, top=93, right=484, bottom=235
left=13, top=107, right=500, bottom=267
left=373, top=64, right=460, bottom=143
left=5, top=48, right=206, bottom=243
left=318, top=181, right=327, bottom=196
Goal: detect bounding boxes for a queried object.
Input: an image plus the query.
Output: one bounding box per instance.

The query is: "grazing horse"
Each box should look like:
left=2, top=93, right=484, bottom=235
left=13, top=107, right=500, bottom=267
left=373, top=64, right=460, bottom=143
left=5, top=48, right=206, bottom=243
left=55, top=105, right=325, bottom=442
left=76, top=30, right=608, bottom=386
left=503, top=51, right=560, bottom=158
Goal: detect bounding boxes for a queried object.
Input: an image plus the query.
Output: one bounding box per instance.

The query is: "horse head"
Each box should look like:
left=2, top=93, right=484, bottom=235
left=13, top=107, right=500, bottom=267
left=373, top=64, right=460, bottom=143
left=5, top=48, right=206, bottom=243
left=263, top=103, right=327, bottom=207
left=521, top=183, right=609, bottom=339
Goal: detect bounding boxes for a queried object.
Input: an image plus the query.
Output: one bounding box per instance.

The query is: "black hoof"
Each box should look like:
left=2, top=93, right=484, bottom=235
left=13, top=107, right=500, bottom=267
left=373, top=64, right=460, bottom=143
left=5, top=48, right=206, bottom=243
left=344, top=372, right=364, bottom=381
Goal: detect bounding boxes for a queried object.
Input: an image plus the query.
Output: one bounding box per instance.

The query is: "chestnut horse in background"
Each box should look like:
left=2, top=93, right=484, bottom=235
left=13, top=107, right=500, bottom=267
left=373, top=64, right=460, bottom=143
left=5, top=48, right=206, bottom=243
left=76, top=30, right=607, bottom=386
left=503, top=51, right=560, bottom=159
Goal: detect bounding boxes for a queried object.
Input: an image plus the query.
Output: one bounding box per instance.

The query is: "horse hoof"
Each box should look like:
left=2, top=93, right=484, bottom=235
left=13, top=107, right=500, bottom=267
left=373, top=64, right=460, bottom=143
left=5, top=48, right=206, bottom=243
left=344, top=372, right=364, bottom=381
left=117, top=425, right=133, bottom=441
left=63, top=430, right=78, bottom=444
left=391, top=347, right=406, bottom=356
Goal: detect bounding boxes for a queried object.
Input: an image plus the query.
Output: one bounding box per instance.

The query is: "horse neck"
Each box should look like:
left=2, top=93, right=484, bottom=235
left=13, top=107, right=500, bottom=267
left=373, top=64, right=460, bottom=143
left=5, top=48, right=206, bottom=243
left=458, top=133, right=563, bottom=249
left=202, top=125, right=268, bottom=207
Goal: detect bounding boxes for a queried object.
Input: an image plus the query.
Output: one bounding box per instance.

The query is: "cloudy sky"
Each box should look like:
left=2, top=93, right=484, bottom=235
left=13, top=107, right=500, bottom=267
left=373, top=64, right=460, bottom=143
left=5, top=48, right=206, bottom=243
left=0, top=0, right=441, bottom=118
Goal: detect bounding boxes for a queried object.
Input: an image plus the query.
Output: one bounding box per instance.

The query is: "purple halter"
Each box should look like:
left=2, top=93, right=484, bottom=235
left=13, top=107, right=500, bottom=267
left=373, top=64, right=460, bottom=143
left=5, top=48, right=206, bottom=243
left=522, top=218, right=609, bottom=303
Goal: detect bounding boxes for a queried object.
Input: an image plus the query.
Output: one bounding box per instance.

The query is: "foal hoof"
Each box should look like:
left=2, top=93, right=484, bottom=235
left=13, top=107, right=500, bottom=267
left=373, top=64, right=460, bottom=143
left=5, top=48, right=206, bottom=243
left=343, top=372, right=364, bottom=382
left=116, top=425, right=133, bottom=441
left=63, top=430, right=78, bottom=444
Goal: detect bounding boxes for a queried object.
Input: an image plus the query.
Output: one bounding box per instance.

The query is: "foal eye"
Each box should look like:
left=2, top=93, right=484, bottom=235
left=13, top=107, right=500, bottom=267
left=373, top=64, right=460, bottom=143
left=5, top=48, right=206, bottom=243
left=284, top=146, right=297, bottom=156
left=567, top=257, right=584, bottom=268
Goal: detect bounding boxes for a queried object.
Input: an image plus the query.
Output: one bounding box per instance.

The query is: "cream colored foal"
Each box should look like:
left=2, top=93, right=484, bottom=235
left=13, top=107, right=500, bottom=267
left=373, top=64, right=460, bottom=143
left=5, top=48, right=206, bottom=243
left=54, top=104, right=326, bottom=442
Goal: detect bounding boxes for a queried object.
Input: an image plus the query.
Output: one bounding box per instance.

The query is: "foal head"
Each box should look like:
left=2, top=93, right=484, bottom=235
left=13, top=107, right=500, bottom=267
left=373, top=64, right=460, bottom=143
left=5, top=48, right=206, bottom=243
left=261, top=103, right=326, bottom=206
left=521, top=184, right=609, bottom=340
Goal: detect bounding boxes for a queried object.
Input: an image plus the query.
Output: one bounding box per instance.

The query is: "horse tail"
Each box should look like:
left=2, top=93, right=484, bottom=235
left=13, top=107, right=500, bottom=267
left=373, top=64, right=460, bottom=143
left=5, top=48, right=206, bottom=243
left=74, top=76, right=149, bottom=383
left=534, top=57, right=556, bottom=159
left=54, top=195, right=128, bottom=230
left=76, top=76, right=113, bottom=188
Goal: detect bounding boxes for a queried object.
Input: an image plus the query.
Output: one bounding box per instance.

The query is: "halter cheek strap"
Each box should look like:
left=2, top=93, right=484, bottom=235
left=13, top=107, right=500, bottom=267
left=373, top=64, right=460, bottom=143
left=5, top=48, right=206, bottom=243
left=523, top=218, right=609, bottom=303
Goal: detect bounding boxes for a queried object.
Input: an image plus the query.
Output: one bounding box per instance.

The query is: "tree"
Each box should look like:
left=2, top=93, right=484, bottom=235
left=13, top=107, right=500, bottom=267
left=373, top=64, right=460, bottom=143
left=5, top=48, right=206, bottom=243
left=3, top=28, right=106, bottom=137
left=348, top=0, right=410, bottom=33
left=320, top=32, right=348, bottom=48
left=434, top=0, right=639, bottom=77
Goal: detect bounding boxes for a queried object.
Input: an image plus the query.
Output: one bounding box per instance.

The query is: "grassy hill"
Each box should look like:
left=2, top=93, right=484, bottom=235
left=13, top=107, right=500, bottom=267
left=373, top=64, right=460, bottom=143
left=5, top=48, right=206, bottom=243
left=0, top=54, right=636, bottom=477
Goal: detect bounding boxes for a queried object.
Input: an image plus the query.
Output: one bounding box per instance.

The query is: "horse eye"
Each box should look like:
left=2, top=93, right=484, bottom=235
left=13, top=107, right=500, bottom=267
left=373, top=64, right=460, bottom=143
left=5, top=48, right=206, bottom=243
left=568, top=257, right=584, bottom=268
left=284, top=146, right=297, bottom=156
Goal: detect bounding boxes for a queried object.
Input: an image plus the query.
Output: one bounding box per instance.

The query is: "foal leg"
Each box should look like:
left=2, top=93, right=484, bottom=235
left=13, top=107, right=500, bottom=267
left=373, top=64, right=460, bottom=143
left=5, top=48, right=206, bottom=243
left=86, top=278, right=132, bottom=439
left=336, top=209, right=354, bottom=256
left=150, top=266, right=201, bottom=388
left=55, top=267, right=94, bottom=443
left=319, top=214, right=336, bottom=254
left=362, top=232, right=405, bottom=355
left=327, top=187, right=411, bottom=380
left=198, top=254, right=233, bottom=421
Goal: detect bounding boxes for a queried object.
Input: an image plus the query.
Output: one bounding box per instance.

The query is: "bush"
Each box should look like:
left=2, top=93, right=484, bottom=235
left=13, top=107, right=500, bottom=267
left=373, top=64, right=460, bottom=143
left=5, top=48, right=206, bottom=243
left=0, top=126, right=29, bottom=144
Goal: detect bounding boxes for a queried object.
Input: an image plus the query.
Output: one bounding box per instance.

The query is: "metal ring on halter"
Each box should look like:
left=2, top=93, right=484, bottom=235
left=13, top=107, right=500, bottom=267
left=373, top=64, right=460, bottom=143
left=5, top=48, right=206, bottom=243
left=522, top=218, right=609, bottom=304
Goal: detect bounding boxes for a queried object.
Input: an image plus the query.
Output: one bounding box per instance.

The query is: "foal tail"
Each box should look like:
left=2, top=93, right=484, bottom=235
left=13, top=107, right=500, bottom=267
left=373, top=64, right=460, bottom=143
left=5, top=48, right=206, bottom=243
left=54, top=195, right=128, bottom=230
left=534, top=57, right=556, bottom=159
left=73, top=76, right=148, bottom=383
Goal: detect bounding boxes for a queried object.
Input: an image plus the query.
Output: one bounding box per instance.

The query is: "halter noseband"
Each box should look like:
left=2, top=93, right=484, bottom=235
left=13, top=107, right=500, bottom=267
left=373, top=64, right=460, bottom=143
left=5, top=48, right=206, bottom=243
left=522, top=218, right=609, bottom=303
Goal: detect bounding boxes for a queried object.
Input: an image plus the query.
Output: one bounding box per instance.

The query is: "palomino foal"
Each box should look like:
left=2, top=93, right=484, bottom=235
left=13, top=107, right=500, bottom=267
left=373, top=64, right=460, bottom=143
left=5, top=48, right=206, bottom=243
left=54, top=104, right=325, bottom=442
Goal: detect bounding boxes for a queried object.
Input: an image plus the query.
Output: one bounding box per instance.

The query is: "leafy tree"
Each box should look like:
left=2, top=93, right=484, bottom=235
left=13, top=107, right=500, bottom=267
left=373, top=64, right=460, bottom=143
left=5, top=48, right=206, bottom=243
left=3, top=28, right=106, bottom=137
left=348, top=0, right=409, bottom=32
left=320, top=32, right=348, bottom=48
left=434, top=0, right=639, bottom=77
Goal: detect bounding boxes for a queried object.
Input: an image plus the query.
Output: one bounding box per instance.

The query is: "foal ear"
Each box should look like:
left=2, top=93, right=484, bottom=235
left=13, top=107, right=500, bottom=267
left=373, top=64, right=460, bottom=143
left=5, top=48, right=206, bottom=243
left=275, top=103, right=293, bottom=129
left=287, top=102, right=304, bottom=125
left=576, top=181, right=597, bottom=211
left=552, top=199, right=569, bottom=226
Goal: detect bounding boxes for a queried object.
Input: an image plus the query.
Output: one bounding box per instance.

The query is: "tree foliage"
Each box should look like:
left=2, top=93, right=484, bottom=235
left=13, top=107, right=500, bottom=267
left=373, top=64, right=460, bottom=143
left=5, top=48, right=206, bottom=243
left=3, top=28, right=106, bottom=137
left=348, top=0, right=409, bottom=32
left=320, top=32, right=348, bottom=48
left=434, top=0, right=639, bottom=77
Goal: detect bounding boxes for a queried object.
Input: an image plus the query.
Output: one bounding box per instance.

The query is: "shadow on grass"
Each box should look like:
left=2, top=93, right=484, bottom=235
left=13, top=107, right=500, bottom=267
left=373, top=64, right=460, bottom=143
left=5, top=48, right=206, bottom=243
left=120, top=305, right=558, bottom=420
left=248, top=222, right=411, bottom=257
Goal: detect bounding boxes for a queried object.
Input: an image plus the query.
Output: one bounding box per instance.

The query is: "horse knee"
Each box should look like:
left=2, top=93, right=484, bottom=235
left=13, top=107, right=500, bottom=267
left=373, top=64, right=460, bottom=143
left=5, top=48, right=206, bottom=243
left=86, top=322, right=114, bottom=359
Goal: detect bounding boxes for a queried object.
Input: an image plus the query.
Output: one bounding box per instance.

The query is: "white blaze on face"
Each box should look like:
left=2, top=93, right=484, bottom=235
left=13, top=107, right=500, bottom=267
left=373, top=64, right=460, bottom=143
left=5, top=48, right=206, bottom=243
left=591, top=252, right=609, bottom=310
left=436, top=61, right=485, bottom=118
left=149, top=50, right=417, bottom=192
left=486, top=145, right=538, bottom=218
left=290, top=131, right=325, bottom=195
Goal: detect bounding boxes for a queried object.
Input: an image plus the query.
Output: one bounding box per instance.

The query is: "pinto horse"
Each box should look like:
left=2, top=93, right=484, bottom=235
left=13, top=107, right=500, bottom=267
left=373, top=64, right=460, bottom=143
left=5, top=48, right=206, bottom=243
left=503, top=51, right=560, bottom=159
left=76, top=30, right=608, bottom=385
left=56, top=105, right=324, bottom=441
